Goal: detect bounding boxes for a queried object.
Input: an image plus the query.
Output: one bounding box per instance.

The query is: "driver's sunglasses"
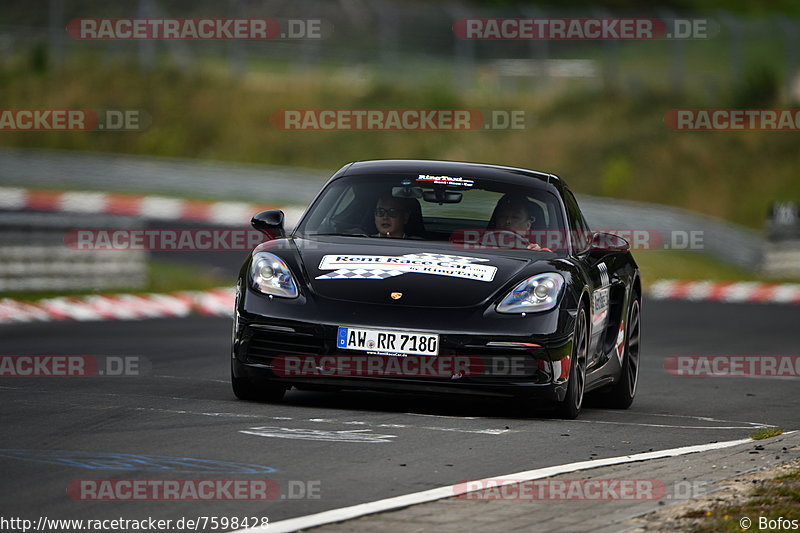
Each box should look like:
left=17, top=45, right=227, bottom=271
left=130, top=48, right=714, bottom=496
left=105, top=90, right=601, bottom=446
left=374, top=207, right=403, bottom=218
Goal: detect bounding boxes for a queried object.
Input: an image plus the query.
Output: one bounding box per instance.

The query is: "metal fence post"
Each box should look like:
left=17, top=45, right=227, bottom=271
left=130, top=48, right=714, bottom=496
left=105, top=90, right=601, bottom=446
left=446, top=2, right=474, bottom=93
left=138, top=0, right=157, bottom=71
left=719, top=11, right=744, bottom=87
left=228, top=0, right=245, bottom=79
left=776, top=16, right=798, bottom=102
left=48, top=0, right=65, bottom=68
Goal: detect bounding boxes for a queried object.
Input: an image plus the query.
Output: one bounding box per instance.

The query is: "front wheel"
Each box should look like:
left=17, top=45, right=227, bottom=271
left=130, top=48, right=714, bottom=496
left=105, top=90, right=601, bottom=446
left=231, top=362, right=287, bottom=402
left=555, top=307, right=588, bottom=419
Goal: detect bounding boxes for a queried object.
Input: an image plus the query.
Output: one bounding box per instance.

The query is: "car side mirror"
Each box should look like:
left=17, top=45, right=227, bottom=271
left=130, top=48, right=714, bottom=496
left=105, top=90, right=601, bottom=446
left=589, top=232, right=630, bottom=253
left=251, top=209, right=285, bottom=239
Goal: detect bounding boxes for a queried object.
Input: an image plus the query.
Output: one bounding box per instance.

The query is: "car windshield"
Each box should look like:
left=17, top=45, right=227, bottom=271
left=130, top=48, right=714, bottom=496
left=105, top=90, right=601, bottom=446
left=295, top=173, right=567, bottom=253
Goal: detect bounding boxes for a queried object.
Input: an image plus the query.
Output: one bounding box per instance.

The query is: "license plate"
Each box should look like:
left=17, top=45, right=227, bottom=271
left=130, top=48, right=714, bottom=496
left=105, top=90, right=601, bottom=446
left=337, top=327, right=439, bottom=356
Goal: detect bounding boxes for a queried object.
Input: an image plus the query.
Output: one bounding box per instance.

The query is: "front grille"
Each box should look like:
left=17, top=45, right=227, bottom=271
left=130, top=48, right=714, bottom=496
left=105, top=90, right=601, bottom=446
left=245, top=329, right=325, bottom=364
left=453, top=346, right=550, bottom=382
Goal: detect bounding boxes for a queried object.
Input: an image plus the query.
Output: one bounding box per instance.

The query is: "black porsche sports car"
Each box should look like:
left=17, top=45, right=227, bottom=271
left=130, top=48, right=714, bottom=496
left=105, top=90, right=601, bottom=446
left=231, top=160, right=641, bottom=418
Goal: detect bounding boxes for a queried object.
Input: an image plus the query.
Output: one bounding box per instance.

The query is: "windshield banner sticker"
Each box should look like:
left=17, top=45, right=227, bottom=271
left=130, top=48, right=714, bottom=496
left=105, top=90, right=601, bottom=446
left=415, top=174, right=475, bottom=187
left=315, top=253, right=496, bottom=282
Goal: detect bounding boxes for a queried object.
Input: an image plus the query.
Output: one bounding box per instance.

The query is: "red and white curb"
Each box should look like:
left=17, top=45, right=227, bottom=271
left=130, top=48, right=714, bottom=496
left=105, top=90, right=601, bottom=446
left=649, top=280, right=800, bottom=304
left=0, top=186, right=276, bottom=225
left=0, top=288, right=234, bottom=325
left=3, top=279, right=800, bottom=325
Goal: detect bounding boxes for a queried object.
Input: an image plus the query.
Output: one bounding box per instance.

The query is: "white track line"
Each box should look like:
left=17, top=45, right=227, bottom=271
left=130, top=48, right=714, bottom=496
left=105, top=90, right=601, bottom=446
left=238, top=436, right=771, bottom=533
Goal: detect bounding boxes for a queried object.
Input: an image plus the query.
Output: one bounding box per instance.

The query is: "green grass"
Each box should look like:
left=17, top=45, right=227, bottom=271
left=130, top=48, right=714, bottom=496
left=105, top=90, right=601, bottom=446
left=145, top=259, right=233, bottom=293
left=687, top=464, right=800, bottom=532
left=0, top=56, right=798, bottom=230
left=0, top=260, right=231, bottom=302
left=636, top=251, right=753, bottom=286
left=751, top=427, right=784, bottom=440
left=634, top=251, right=800, bottom=287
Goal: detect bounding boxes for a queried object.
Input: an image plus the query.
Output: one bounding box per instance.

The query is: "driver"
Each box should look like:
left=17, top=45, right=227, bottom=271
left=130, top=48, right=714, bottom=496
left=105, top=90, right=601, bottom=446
left=490, top=194, right=551, bottom=251
left=373, top=196, right=412, bottom=238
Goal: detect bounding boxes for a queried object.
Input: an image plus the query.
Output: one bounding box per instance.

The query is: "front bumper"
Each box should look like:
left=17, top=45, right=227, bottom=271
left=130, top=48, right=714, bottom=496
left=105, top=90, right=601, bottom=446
left=233, top=285, right=578, bottom=402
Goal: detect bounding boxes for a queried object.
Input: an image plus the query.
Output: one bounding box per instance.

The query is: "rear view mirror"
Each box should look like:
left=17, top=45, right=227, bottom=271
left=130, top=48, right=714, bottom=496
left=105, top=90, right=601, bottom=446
left=422, top=190, right=462, bottom=204
left=392, top=186, right=423, bottom=199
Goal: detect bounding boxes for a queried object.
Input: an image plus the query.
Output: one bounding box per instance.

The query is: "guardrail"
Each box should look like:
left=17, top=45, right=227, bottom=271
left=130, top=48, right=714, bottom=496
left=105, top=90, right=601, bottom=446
left=0, top=147, right=328, bottom=205
left=0, top=212, right=147, bottom=292
left=579, top=195, right=764, bottom=271
left=762, top=201, right=800, bottom=277
left=0, top=147, right=779, bottom=274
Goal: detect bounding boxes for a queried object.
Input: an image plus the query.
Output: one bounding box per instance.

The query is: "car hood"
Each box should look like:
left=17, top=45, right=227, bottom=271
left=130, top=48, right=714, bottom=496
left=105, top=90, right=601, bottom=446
left=289, top=237, right=543, bottom=308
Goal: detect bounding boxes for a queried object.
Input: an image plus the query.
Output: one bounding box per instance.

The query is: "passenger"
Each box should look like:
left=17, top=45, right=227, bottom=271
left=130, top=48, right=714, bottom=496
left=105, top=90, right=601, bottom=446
left=489, top=194, right=551, bottom=251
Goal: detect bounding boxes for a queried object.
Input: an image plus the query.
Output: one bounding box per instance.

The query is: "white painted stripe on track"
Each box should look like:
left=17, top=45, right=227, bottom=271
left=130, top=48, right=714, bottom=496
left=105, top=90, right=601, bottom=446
left=208, top=202, right=252, bottom=225
left=147, top=293, right=194, bottom=317
left=0, top=187, right=28, bottom=209
left=686, top=281, right=714, bottom=301
left=134, top=407, right=517, bottom=435
left=570, top=419, right=767, bottom=430
left=236, top=436, right=768, bottom=533
left=772, top=284, right=800, bottom=302
left=723, top=282, right=760, bottom=302
left=648, top=280, right=676, bottom=299
left=60, top=191, right=108, bottom=213
left=137, top=195, right=182, bottom=219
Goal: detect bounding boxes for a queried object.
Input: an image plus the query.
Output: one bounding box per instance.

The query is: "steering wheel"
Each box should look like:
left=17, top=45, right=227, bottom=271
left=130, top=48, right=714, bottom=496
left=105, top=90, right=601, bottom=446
left=490, top=230, right=531, bottom=249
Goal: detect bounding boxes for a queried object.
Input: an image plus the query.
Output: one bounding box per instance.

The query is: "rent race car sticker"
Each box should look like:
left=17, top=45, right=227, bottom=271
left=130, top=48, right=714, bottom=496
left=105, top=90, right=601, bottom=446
left=592, top=286, right=610, bottom=323
left=415, top=174, right=475, bottom=187
left=315, top=253, right=497, bottom=282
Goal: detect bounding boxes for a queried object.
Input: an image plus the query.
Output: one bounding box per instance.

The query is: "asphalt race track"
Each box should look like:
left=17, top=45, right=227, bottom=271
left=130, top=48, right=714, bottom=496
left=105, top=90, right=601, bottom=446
left=0, top=299, right=798, bottom=529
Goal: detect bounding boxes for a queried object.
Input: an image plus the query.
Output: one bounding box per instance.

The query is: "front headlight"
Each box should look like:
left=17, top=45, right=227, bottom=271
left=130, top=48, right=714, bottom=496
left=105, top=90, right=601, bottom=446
left=249, top=252, right=298, bottom=298
left=497, top=272, right=565, bottom=314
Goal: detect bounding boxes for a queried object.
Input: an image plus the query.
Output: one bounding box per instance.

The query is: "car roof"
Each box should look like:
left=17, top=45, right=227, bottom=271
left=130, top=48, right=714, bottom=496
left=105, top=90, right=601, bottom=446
left=336, top=159, right=562, bottom=189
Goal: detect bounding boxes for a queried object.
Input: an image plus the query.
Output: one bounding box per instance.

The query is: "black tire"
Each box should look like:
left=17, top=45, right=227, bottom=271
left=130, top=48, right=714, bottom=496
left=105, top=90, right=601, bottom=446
left=606, top=293, right=641, bottom=409
left=231, top=362, right=287, bottom=402
left=555, top=306, right=588, bottom=419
